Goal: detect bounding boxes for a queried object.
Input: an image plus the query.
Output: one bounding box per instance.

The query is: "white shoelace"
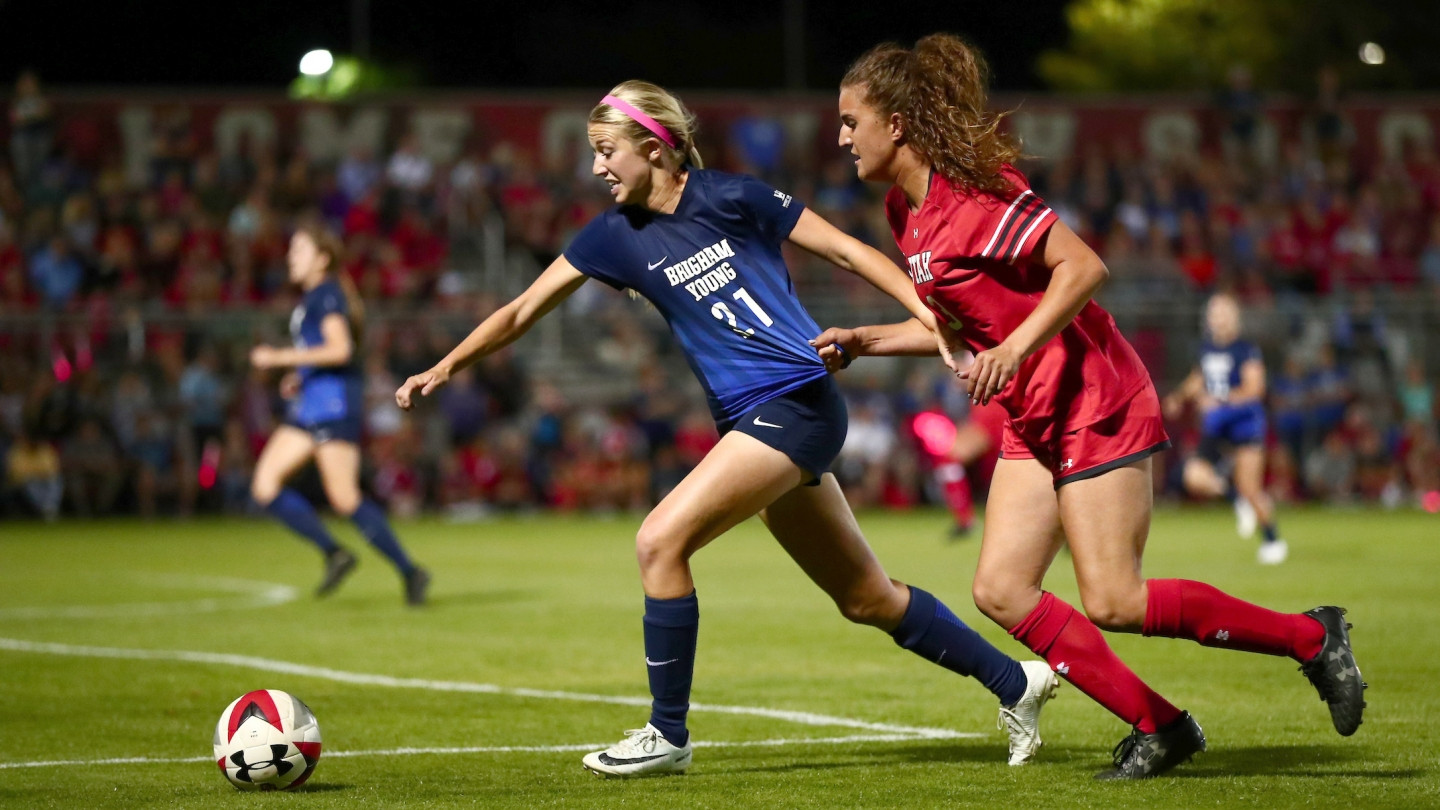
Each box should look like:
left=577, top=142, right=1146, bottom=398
left=997, top=706, right=1037, bottom=754
left=610, top=728, right=660, bottom=757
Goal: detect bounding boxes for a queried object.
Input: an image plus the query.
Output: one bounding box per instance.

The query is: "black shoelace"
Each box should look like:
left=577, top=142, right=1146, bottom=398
left=1110, top=728, right=1144, bottom=768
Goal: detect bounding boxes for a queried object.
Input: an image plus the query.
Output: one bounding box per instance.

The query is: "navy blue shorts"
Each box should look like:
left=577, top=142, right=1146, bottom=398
left=720, top=375, right=847, bottom=486
left=286, top=417, right=363, bottom=445
left=1198, top=404, right=1266, bottom=463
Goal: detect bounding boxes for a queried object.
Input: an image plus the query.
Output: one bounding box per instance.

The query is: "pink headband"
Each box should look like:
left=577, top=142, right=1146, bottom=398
left=601, top=94, right=679, bottom=149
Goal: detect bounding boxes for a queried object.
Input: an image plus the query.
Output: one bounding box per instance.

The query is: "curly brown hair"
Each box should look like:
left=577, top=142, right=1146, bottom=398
left=842, top=33, right=1021, bottom=199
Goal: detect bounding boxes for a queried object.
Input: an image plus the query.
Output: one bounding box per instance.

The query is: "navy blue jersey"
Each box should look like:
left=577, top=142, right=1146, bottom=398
left=289, top=278, right=363, bottom=426
left=564, top=169, right=827, bottom=425
left=1199, top=339, right=1260, bottom=402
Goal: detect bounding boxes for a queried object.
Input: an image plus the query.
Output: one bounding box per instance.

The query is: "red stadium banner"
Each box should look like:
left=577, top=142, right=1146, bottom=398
left=12, top=91, right=1440, bottom=179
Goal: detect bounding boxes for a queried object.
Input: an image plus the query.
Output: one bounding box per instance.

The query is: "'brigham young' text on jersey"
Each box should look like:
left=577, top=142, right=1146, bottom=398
left=565, top=169, right=826, bottom=426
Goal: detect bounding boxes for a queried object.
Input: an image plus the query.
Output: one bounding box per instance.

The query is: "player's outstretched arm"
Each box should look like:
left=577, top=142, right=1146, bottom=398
left=787, top=209, right=939, bottom=332
left=396, top=257, right=587, bottom=410
left=250, top=314, right=354, bottom=371
left=811, top=319, right=949, bottom=372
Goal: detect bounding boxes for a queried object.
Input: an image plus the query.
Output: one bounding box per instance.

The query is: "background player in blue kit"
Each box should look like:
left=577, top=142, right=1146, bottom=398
left=250, top=224, right=431, bottom=604
left=396, top=80, right=1058, bottom=778
left=1165, top=293, right=1288, bottom=564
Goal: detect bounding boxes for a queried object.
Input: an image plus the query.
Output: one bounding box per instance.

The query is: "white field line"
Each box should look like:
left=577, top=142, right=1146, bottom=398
left=0, top=576, right=298, bottom=620
left=0, top=638, right=977, bottom=743
left=0, top=734, right=932, bottom=771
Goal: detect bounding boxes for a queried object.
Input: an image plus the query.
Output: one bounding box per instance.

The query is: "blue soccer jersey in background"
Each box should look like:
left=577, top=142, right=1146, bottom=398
left=1200, top=338, right=1266, bottom=446
left=289, top=278, right=363, bottom=428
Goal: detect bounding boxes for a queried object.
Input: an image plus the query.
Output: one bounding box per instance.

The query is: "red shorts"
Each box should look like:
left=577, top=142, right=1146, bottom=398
left=1000, top=384, right=1171, bottom=488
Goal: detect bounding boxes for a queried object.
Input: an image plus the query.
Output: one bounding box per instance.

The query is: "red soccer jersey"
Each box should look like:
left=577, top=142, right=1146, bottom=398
left=885, top=166, right=1152, bottom=444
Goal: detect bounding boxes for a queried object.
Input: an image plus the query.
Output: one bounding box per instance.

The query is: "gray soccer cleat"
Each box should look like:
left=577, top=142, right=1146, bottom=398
left=1094, top=711, right=1206, bottom=781
left=1300, top=606, right=1367, bottom=736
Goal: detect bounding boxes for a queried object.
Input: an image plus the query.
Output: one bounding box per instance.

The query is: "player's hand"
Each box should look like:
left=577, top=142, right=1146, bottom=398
left=810, top=328, right=861, bottom=373
left=934, top=321, right=968, bottom=376
left=960, top=341, right=1021, bottom=405
left=1162, top=395, right=1182, bottom=420
left=279, top=372, right=301, bottom=399
left=396, top=366, right=451, bottom=410
left=249, top=345, right=281, bottom=370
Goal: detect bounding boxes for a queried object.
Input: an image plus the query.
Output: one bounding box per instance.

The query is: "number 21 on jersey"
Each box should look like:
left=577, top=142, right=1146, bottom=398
left=711, top=287, right=773, bottom=337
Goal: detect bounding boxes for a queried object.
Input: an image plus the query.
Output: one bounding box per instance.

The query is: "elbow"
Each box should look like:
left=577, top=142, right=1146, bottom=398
left=1088, top=257, right=1110, bottom=292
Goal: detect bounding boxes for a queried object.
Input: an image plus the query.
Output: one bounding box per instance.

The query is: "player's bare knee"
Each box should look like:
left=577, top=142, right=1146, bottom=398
left=634, top=521, right=686, bottom=574
left=835, top=585, right=895, bottom=627
left=1080, top=592, right=1144, bottom=631
left=250, top=479, right=278, bottom=507
left=971, top=579, right=1021, bottom=626
left=328, top=490, right=361, bottom=517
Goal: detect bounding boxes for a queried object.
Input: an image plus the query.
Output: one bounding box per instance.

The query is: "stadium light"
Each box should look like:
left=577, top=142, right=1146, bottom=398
left=299, top=49, right=335, bottom=76
left=1359, top=42, right=1386, bottom=66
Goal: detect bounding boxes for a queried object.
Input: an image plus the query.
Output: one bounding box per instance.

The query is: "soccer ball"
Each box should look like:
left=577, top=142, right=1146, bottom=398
left=213, top=689, right=323, bottom=791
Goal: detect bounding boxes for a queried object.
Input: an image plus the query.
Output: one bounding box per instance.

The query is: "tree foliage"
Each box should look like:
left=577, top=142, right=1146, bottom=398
left=1037, top=0, right=1436, bottom=93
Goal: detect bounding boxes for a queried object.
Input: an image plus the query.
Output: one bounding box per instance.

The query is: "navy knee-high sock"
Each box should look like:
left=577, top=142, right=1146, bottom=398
left=266, top=488, right=338, bottom=554
left=643, top=592, right=699, bottom=747
left=350, top=498, right=415, bottom=575
left=891, top=586, right=1027, bottom=706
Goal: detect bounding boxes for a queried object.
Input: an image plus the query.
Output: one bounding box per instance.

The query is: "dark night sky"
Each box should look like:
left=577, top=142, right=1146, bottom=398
left=0, top=0, right=1071, bottom=92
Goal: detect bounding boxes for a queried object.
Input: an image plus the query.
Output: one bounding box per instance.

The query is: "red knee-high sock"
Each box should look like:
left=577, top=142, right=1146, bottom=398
left=1009, top=591, right=1181, bottom=733
left=936, top=463, right=974, bottom=528
left=1144, top=579, right=1324, bottom=661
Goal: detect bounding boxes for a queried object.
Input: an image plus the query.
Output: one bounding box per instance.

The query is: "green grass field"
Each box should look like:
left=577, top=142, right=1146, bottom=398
left=1, top=505, right=1435, bottom=809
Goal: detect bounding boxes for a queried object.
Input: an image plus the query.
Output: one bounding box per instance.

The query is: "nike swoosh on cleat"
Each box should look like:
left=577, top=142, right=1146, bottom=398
left=647, top=256, right=668, bottom=270
left=645, top=657, right=679, bottom=667
left=598, top=753, right=668, bottom=766
left=752, top=417, right=783, bottom=429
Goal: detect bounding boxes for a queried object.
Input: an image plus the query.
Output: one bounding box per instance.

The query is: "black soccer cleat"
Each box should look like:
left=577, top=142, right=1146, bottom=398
left=404, top=566, right=431, bottom=607
left=1299, top=606, right=1367, bottom=736
left=316, top=548, right=358, bottom=598
left=1094, top=711, right=1206, bottom=781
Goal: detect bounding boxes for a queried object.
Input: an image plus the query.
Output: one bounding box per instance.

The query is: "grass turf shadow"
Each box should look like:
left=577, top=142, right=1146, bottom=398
left=1171, top=744, right=1418, bottom=780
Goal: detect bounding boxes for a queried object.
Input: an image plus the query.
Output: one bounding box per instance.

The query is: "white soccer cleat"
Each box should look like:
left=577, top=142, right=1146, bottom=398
left=1258, top=538, right=1289, bottom=565
left=582, top=724, right=692, bottom=778
left=998, top=660, right=1060, bottom=766
left=1234, top=498, right=1258, bottom=540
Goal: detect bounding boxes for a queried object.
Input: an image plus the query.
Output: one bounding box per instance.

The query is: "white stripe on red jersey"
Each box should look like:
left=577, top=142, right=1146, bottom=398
left=979, top=190, right=1034, bottom=258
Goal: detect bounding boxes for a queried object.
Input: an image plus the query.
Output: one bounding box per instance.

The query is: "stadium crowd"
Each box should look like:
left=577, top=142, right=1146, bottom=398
left=3, top=71, right=1438, bottom=519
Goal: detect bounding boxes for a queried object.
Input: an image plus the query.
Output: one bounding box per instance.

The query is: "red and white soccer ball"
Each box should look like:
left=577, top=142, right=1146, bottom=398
left=213, top=689, right=323, bottom=791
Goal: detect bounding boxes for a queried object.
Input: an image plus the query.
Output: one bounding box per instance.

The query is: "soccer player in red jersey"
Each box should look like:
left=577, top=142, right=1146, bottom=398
left=814, top=34, right=1367, bottom=779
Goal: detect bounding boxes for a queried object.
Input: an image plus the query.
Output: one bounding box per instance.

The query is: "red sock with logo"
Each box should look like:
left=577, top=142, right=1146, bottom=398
left=1009, top=591, right=1181, bottom=733
left=1144, top=579, right=1325, bottom=662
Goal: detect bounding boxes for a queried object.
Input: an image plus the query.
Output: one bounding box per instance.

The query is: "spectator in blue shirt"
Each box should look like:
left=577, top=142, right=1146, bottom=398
left=28, top=237, right=84, bottom=309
